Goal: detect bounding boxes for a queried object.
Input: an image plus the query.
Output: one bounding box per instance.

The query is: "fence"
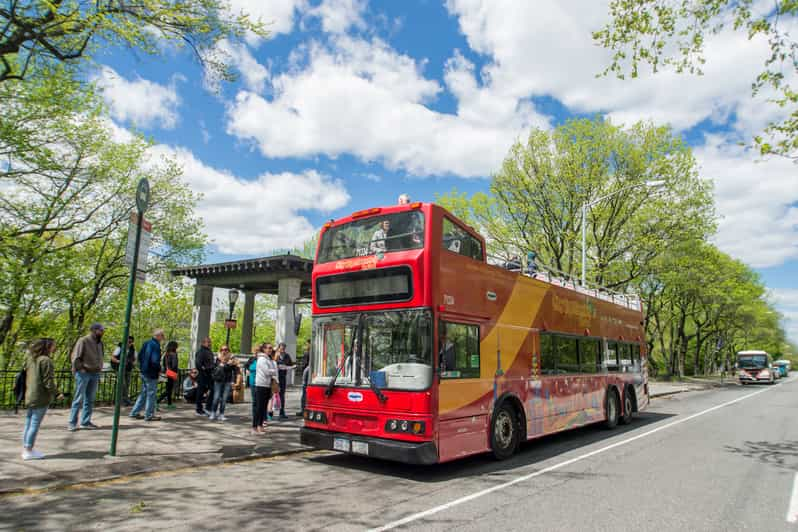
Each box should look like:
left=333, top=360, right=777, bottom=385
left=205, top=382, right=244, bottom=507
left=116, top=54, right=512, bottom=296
left=0, top=369, right=190, bottom=410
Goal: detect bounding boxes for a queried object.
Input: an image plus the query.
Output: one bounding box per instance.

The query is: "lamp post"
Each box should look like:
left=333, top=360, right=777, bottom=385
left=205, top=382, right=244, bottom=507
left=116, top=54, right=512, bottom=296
left=581, top=180, right=666, bottom=287
left=226, top=288, right=239, bottom=347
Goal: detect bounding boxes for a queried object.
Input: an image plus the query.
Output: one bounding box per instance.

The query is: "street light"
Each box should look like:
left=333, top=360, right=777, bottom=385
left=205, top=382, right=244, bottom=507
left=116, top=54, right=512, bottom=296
left=225, top=288, right=239, bottom=347
left=581, top=180, right=666, bottom=287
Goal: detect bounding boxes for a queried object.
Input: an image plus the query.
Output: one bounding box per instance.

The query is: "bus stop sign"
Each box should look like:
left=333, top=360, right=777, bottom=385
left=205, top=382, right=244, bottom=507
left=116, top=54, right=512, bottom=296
left=136, top=178, right=150, bottom=213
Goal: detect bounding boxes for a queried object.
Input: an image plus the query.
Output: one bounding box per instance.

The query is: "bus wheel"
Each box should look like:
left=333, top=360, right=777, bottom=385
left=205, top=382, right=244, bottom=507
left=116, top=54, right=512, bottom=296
left=604, top=389, right=619, bottom=430
left=619, top=388, right=633, bottom=425
left=491, top=404, right=519, bottom=460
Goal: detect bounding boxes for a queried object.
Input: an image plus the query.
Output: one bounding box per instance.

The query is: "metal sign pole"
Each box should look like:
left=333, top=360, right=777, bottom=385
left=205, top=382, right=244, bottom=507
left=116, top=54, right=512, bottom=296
left=109, top=178, right=149, bottom=457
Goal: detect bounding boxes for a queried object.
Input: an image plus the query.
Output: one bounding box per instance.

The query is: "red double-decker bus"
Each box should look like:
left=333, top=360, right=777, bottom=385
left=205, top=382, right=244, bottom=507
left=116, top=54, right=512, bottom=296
left=300, top=202, right=649, bottom=464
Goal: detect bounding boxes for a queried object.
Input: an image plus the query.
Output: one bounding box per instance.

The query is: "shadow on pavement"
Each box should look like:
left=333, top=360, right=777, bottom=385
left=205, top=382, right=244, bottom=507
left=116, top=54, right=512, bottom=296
left=309, top=411, right=675, bottom=483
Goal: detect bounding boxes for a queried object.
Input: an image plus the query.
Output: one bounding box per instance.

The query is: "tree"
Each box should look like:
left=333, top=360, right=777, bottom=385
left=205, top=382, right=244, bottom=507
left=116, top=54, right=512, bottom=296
left=0, top=67, right=205, bottom=368
left=595, top=0, right=798, bottom=159
left=438, top=117, right=715, bottom=289
left=0, top=0, right=266, bottom=83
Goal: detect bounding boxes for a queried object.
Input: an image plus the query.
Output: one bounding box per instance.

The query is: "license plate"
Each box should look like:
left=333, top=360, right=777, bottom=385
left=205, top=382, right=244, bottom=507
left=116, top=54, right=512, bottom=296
left=333, top=438, right=350, bottom=452
left=351, top=441, right=369, bottom=455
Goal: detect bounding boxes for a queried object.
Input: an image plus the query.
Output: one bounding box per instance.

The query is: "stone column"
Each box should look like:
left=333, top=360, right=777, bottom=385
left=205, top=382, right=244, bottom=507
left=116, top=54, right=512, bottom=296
left=275, top=277, right=302, bottom=360
left=240, top=290, right=256, bottom=355
left=190, top=284, right=213, bottom=367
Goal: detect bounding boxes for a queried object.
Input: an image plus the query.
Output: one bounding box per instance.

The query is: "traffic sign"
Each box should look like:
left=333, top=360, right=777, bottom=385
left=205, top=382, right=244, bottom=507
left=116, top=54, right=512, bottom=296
left=125, top=213, right=151, bottom=280
left=224, top=319, right=237, bottom=329
left=136, top=178, right=150, bottom=213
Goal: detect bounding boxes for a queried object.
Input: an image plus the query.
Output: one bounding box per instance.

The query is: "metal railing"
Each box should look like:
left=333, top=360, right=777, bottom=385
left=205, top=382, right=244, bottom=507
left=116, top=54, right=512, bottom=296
left=488, top=254, right=643, bottom=311
left=0, top=369, right=190, bottom=410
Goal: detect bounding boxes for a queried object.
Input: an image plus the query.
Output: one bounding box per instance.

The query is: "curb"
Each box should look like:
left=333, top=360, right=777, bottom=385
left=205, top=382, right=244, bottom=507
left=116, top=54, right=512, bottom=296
left=0, top=444, right=314, bottom=498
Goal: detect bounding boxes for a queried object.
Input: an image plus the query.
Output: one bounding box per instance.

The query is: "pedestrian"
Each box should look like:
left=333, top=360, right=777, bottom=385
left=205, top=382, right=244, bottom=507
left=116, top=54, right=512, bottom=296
left=194, top=336, right=215, bottom=416
left=209, top=346, right=235, bottom=421
left=265, top=345, right=277, bottom=420
left=158, top=340, right=179, bottom=410
left=230, top=356, right=244, bottom=403
left=129, top=329, right=164, bottom=422
left=68, top=322, right=105, bottom=431
left=22, top=338, right=62, bottom=460
left=276, top=342, right=293, bottom=420
left=110, top=336, right=136, bottom=406
left=183, top=369, right=198, bottom=403
left=298, top=340, right=311, bottom=416
left=253, top=345, right=276, bottom=434
left=245, top=345, right=262, bottom=419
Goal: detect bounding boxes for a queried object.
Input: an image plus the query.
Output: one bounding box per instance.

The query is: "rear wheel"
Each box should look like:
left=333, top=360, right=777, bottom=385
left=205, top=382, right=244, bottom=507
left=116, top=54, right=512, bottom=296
left=491, top=404, right=519, bottom=460
left=604, top=389, right=619, bottom=430
left=619, top=388, right=634, bottom=425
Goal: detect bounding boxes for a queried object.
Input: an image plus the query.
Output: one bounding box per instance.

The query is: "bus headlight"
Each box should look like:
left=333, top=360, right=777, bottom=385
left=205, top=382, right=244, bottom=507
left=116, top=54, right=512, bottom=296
left=385, top=419, right=425, bottom=434
left=304, top=410, right=328, bottom=424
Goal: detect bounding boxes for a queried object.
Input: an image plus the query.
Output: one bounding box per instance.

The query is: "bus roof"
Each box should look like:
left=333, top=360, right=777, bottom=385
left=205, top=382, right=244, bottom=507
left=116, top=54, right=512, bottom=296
left=736, top=350, right=768, bottom=356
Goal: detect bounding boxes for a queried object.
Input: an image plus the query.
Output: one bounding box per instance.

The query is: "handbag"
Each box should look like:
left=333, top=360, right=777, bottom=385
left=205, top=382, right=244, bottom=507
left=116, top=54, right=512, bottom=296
left=166, top=369, right=178, bottom=381
left=270, top=378, right=280, bottom=394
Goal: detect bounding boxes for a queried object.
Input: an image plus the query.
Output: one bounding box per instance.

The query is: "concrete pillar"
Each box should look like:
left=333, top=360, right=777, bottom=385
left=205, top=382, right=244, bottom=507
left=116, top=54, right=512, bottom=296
left=240, top=290, right=256, bottom=355
left=190, top=284, right=213, bottom=367
left=275, top=277, right=302, bottom=359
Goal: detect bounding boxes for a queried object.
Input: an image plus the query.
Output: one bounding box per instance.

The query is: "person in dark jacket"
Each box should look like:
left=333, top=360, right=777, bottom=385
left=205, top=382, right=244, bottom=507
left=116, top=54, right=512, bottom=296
left=129, top=329, right=164, bottom=421
left=208, top=346, right=235, bottom=421
left=110, top=336, right=135, bottom=406
left=22, top=338, right=62, bottom=460
left=194, top=336, right=215, bottom=416
left=158, top=341, right=179, bottom=409
left=276, top=343, right=293, bottom=420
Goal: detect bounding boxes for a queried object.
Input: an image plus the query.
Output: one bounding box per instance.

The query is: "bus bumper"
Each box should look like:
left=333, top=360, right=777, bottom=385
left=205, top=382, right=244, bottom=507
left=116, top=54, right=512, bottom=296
left=301, top=427, right=438, bottom=465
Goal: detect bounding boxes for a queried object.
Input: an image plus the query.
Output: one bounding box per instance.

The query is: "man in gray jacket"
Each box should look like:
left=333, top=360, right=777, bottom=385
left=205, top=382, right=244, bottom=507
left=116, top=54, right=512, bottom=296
left=68, top=323, right=105, bottom=431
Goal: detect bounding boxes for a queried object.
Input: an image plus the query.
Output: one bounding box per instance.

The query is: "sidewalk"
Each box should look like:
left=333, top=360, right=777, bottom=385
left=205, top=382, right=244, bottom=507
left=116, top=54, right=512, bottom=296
left=649, top=377, right=737, bottom=398
left=0, top=387, right=309, bottom=495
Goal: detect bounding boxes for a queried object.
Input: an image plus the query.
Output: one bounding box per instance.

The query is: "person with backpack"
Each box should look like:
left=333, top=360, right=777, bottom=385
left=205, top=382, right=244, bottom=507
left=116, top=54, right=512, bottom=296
left=110, top=336, right=135, bottom=406
left=208, top=346, right=235, bottom=421
left=21, top=338, right=62, bottom=460
left=68, top=323, right=105, bottom=431
left=129, top=329, right=164, bottom=422
left=158, top=341, right=179, bottom=410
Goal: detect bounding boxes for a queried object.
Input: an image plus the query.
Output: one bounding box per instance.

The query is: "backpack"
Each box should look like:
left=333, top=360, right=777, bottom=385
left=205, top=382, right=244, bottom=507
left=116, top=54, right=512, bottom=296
left=13, top=369, right=27, bottom=414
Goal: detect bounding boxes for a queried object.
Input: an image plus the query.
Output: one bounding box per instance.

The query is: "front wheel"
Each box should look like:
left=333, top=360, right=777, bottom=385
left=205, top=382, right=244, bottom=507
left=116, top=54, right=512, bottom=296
left=604, top=389, right=619, bottom=430
left=491, top=404, right=519, bottom=460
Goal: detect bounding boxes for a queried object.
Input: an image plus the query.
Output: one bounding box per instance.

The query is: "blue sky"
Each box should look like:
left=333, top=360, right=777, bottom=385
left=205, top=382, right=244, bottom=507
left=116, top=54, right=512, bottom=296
left=93, top=0, right=797, bottom=341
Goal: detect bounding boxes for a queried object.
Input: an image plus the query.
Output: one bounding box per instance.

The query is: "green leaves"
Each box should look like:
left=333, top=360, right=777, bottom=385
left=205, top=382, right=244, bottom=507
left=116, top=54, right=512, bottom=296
left=596, top=0, right=798, bottom=159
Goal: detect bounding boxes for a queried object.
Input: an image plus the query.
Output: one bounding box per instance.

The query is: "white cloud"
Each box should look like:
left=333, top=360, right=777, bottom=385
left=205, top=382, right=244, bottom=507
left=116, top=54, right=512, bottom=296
left=225, top=36, right=547, bottom=176
left=695, top=137, right=798, bottom=268
left=305, top=0, right=367, bottom=34
left=147, top=145, right=350, bottom=254
left=93, top=67, right=181, bottom=129
left=212, top=39, right=270, bottom=93
left=770, top=289, right=798, bottom=345
left=228, top=0, right=306, bottom=39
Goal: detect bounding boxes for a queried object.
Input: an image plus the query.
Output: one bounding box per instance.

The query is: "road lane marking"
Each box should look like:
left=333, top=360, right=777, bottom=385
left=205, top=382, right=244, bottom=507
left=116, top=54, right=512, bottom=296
left=787, top=473, right=798, bottom=523
left=371, top=384, right=778, bottom=531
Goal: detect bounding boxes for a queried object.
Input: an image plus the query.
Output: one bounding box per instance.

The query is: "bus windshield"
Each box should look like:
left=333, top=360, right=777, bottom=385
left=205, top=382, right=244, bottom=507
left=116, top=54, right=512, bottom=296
left=311, top=309, right=433, bottom=391
left=317, top=211, right=425, bottom=263
left=737, top=355, right=767, bottom=369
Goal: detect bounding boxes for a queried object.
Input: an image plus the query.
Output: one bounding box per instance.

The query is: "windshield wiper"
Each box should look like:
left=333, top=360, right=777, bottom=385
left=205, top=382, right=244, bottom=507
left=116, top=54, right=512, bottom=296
left=325, top=327, right=357, bottom=397
left=368, top=373, right=388, bottom=403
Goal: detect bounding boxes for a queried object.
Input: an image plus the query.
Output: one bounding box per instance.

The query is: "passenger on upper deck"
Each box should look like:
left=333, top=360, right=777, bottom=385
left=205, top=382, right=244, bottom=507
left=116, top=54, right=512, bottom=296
left=397, top=193, right=410, bottom=205
left=370, top=219, right=391, bottom=254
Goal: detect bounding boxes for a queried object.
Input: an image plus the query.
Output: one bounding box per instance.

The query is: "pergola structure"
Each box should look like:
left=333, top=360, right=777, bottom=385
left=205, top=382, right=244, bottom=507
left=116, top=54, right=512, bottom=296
left=172, top=254, right=313, bottom=360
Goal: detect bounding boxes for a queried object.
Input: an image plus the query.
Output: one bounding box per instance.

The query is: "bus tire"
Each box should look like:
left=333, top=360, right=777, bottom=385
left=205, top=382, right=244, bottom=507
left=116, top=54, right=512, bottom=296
left=490, top=403, right=519, bottom=460
left=604, top=388, right=619, bottom=430
left=619, top=387, right=634, bottom=425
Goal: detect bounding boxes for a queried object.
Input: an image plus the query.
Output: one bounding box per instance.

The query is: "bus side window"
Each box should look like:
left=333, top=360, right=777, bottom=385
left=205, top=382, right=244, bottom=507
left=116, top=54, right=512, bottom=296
left=631, top=344, right=641, bottom=372
left=578, top=338, right=600, bottom=374
left=605, top=341, right=619, bottom=372
left=540, top=334, right=555, bottom=375
left=619, top=343, right=632, bottom=372
left=555, top=336, right=579, bottom=374
left=442, top=218, right=483, bottom=261
left=440, top=321, right=480, bottom=379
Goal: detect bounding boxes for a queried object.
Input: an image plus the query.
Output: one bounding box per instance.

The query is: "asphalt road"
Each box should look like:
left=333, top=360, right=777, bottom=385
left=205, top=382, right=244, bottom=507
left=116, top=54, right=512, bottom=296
left=4, top=377, right=798, bottom=532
